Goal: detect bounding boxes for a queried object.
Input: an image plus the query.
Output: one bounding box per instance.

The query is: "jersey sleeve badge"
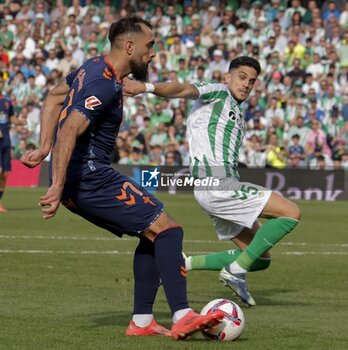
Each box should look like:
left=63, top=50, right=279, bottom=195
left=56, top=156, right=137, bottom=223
left=85, top=96, right=102, bottom=110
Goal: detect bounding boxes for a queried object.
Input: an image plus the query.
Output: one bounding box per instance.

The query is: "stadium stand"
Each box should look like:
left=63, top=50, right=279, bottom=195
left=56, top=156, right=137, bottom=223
left=2, top=0, right=348, bottom=170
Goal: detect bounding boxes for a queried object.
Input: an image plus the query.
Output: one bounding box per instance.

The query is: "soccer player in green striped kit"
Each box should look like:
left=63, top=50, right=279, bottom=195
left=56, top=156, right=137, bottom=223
left=123, top=56, right=301, bottom=306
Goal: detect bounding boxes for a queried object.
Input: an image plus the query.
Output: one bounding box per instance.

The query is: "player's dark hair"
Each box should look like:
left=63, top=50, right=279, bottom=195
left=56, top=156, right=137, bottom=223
left=108, top=16, right=152, bottom=46
left=228, top=56, right=261, bottom=75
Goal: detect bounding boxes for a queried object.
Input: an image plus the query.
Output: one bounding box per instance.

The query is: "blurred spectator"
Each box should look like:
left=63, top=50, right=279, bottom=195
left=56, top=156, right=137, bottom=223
left=26, top=101, right=40, bottom=143
left=207, top=49, right=227, bottom=79
left=46, top=49, right=60, bottom=71
left=148, top=144, right=164, bottom=166
left=58, top=50, right=78, bottom=76
left=32, top=13, right=47, bottom=42
left=13, top=137, right=27, bottom=159
left=342, top=152, right=348, bottom=170
left=287, top=134, right=306, bottom=167
left=304, top=98, right=325, bottom=122
left=128, top=146, right=148, bottom=166
left=6, top=71, right=29, bottom=105
left=165, top=151, right=179, bottom=166
left=66, top=26, right=83, bottom=51
left=202, top=5, right=220, bottom=30
left=150, top=103, right=171, bottom=128
left=129, top=124, right=146, bottom=154
left=71, top=42, right=85, bottom=67
left=266, top=133, right=286, bottom=169
left=285, top=0, right=306, bottom=27
left=306, top=53, right=324, bottom=79
left=34, top=1, right=50, bottom=26
left=244, top=134, right=267, bottom=168
left=0, top=19, right=14, bottom=50
left=246, top=113, right=267, bottom=143
left=309, top=153, right=334, bottom=170
left=147, top=122, right=169, bottom=149
left=302, top=73, right=320, bottom=95
left=286, top=115, right=310, bottom=147
left=15, top=1, right=35, bottom=22
left=342, top=96, right=348, bottom=122
left=27, top=75, right=43, bottom=104
left=268, top=71, right=285, bottom=95
left=331, top=137, right=346, bottom=167
left=305, top=120, right=332, bottom=159
left=324, top=106, right=345, bottom=143
left=323, top=1, right=341, bottom=24
left=339, top=3, right=348, bottom=29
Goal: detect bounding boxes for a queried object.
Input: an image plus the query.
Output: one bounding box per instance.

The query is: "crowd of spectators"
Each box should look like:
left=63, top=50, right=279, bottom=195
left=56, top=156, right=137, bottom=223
left=2, top=0, right=348, bottom=170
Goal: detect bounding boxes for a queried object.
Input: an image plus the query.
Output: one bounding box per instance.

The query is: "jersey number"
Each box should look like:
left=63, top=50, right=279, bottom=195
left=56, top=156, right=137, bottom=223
left=231, top=185, right=259, bottom=200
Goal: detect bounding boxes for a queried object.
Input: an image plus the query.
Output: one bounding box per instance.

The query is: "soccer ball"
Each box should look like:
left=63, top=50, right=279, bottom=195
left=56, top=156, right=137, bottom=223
left=200, top=298, right=245, bottom=341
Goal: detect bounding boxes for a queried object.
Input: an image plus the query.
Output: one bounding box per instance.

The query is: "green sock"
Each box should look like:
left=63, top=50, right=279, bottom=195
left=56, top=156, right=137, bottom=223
left=236, top=217, right=299, bottom=271
left=190, top=249, right=271, bottom=272
left=191, top=250, right=240, bottom=270
left=249, top=257, right=271, bottom=272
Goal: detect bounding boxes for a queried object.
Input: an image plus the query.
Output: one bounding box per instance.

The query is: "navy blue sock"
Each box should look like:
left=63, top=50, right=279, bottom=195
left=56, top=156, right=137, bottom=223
left=133, top=236, right=160, bottom=314
left=154, top=226, right=189, bottom=314
left=0, top=191, right=3, bottom=199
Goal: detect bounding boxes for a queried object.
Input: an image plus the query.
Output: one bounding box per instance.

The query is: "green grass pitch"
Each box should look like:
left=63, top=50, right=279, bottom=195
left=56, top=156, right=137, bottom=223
left=1, top=187, right=348, bottom=350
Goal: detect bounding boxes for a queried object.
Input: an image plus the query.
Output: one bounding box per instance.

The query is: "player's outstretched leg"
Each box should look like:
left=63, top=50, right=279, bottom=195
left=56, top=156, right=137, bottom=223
left=126, top=236, right=171, bottom=336
left=185, top=249, right=271, bottom=271
left=225, top=193, right=301, bottom=306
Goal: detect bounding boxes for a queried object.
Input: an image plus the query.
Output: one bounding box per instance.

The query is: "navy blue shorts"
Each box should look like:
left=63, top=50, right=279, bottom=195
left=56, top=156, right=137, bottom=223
left=0, top=142, right=11, bottom=172
left=61, top=166, right=164, bottom=237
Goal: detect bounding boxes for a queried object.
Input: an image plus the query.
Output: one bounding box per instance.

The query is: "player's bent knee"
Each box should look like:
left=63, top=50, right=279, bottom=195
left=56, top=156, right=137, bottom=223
left=287, top=202, right=301, bottom=221
left=147, top=211, right=182, bottom=236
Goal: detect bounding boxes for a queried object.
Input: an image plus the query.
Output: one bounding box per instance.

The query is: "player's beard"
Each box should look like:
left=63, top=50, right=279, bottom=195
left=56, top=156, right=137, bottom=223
left=130, top=59, right=149, bottom=82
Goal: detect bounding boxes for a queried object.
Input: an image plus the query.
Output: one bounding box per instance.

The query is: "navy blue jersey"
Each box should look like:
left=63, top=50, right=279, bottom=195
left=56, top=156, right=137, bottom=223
left=55, top=56, right=164, bottom=237
left=57, top=56, right=123, bottom=169
left=0, top=96, right=14, bottom=146
left=289, top=145, right=304, bottom=155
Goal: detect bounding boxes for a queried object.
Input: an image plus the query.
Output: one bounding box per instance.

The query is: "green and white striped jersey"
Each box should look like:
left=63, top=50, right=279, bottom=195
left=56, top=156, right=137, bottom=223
left=188, top=82, right=245, bottom=179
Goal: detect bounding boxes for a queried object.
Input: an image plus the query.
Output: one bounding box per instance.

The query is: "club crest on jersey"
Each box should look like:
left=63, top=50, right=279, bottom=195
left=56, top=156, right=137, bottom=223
left=228, top=111, right=236, bottom=121
left=85, top=96, right=102, bottom=110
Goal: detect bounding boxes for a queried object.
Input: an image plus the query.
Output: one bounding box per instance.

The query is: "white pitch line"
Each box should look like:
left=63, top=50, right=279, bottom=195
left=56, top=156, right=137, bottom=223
left=0, top=235, right=347, bottom=247
left=282, top=251, right=348, bottom=255
left=0, top=234, right=223, bottom=244
left=0, top=249, right=347, bottom=256
left=0, top=249, right=129, bottom=255
left=0, top=249, right=211, bottom=255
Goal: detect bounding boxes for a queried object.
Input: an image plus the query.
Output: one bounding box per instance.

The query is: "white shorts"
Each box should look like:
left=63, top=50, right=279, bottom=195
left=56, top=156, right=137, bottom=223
left=194, top=177, right=272, bottom=240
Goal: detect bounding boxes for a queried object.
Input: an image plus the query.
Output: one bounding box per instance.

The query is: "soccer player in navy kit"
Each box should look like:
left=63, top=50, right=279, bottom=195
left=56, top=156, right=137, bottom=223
left=0, top=78, right=23, bottom=212
left=20, top=16, right=223, bottom=340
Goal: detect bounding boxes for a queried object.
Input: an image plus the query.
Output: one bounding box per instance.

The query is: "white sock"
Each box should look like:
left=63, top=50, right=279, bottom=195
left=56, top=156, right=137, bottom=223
left=132, top=314, right=153, bottom=327
left=185, top=256, right=192, bottom=271
left=228, top=261, right=247, bottom=274
left=173, top=308, right=192, bottom=323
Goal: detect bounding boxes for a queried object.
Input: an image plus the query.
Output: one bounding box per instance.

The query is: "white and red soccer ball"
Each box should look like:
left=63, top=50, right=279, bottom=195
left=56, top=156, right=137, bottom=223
left=200, top=298, right=245, bottom=341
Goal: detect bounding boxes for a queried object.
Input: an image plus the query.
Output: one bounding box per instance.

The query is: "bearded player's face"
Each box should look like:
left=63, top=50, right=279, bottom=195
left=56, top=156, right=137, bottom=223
left=131, top=23, right=156, bottom=82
